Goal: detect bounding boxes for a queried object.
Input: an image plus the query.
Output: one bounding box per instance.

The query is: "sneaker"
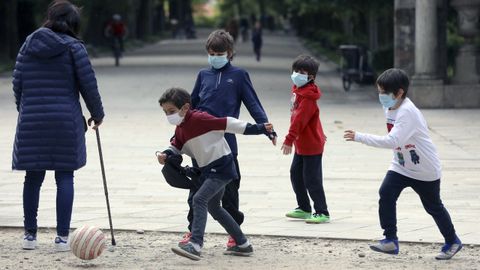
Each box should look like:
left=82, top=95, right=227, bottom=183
left=54, top=236, right=70, bottom=252
left=22, top=233, right=37, bottom=250
left=171, top=242, right=201, bottom=261
left=179, top=232, right=192, bottom=245
left=370, top=239, right=399, bottom=255
left=285, top=208, right=311, bottom=219
left=305, top=213, right=330, bottom=224
left=435, top=237, right=462, bottom=260
left=227, top=235, right=236, bottom=248
left=223, top=244, right=254, bottom=257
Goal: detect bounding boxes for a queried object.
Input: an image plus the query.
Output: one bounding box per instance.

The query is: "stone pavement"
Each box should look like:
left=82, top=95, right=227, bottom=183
left=1, top=29, right=479, bottom=245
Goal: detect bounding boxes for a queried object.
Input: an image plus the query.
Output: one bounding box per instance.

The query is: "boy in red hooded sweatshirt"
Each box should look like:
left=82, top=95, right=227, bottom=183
left=281, top=55, right=329, bottom=224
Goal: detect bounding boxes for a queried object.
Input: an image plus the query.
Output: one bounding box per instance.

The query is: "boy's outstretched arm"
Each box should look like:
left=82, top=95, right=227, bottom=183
left=343, top=113, right=416, bottom=148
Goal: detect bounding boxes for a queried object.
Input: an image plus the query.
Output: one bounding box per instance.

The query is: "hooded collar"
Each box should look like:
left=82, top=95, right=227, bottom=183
left=293, top=82, right=321, bottom=100
left=22, top=27, right=77, bottom=58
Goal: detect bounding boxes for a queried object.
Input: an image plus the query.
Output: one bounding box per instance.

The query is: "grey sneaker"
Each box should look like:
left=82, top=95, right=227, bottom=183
left=435, top=237, right=462, bottom=260
left=22, top=233, right=37, bottom=250
left=171, top=242, right=201, bottom=261
left=223, top=244, right=254, bottom=256
left=370, top=239, right=399, bottom=255
left=54, top=236, right=70, bottom=252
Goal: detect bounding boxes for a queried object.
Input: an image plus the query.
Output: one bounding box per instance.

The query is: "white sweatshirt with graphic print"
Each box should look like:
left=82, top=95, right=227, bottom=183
left=354, top=98, right=441, bottom=181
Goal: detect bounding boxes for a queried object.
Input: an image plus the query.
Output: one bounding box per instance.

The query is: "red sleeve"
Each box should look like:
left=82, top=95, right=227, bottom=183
left=193, top=111, right=228, bottom=132
left=284, top=99, right=316, bottom=146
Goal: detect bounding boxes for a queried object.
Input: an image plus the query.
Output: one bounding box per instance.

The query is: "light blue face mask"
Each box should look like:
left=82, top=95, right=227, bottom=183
left=378, top=93, right=398, bottom=109
left=291, top=72, right=309, bottom=87
left=208, top=54, right=229, bottom=69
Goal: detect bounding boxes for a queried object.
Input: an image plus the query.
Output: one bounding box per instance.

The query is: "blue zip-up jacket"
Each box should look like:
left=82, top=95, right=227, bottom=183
left=11, top=27, right=104, bottom=171
left=191, top=62, right=268, bottom=154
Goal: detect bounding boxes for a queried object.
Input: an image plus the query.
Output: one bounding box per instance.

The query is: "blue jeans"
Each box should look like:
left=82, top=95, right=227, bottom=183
left=189, top=177, right=247, bottom=247
left=187, top=156, right=244, bottom=231
left=379, top=170, right=457, bottom=243
left=23, top=170, right=74, bottom=236
left=290, top=154, right=329, bottom=215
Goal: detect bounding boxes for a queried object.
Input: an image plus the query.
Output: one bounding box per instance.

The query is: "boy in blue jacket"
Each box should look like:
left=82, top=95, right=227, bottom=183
left=179, top=29, right=276, bottom=247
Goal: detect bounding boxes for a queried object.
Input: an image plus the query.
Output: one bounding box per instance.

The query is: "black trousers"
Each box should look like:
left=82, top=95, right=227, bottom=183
left=290, top=153, right=329, bottom=216
left=379, top=170, right=457, bottom=243
left=187, top=156, right=244, bottom=231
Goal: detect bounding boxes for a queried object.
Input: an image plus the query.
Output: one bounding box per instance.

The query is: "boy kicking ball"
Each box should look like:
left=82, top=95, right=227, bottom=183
left=156, top=87, right=275, bottom=260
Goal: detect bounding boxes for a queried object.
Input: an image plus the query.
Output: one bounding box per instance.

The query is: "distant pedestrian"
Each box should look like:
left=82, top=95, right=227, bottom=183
left=281, top=55, right=330, bottom=224
left=12, top=0, right=104, bottom=252
left=225, top=19, right=239, bottom=42
left=251, top=22, right=262, bottom=61
left=156, top=87, right=274, bottom=260
left=344, top=68, right=462, bottom=260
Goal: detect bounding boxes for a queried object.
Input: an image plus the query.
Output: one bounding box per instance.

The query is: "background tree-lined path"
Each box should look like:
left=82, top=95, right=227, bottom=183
left=1, top=28, right=479, bottom=248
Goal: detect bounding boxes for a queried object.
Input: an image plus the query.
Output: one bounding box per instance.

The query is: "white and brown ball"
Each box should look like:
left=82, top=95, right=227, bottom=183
left=69, top=225, right=106, bottom=260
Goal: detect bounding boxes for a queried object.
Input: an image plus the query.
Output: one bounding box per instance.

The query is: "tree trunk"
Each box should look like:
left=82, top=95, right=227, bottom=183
left=0, top=0, right=19, bottom=60
left=368, top=10, right=379, bottom=52
left=136, top=0, right=153, bottom=40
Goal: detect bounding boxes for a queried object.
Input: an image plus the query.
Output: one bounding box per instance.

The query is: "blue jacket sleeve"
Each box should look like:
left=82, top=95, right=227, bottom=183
left=240, top=71, right=268, bottom=123
left=71, top=42, right=105, bottom=120
left=12, top=51, right=24, bottom=112
left=191, top=72, right=202, bottom=110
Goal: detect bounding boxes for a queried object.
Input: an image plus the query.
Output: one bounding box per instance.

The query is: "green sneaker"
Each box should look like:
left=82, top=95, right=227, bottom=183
left=285, top=208, right=311, bottom=219
left=305, top=213, right=330, bottom=224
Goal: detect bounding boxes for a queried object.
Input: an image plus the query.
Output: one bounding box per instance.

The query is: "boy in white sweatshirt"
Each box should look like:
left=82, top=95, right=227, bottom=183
left=344, top=68, right=462, bottom=260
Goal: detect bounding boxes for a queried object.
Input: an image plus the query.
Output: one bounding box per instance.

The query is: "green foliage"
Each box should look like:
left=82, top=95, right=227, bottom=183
left=194, top=15, right=217, bottom=28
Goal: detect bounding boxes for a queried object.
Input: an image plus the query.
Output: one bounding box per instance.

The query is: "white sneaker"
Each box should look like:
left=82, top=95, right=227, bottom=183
left=23, top=233, right=37, bottom=250
left=54, top=236, right=70, bottom=252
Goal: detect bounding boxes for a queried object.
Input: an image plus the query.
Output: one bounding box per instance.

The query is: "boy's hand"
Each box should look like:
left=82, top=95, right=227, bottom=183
left=264, top=123, right=277, bottom=146
left=281, top=144, right=292, bottom=155
left=264, top=123, right=273, bottom=132
left=155, top=151, right=167, bottom=165
left=344, top=130, right=356, bottom=141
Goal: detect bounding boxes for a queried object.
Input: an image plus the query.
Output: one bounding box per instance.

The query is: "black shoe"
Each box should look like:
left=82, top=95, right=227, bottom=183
left=171, top=242, right=201, bottom=261
left=223, top=244, right=254, bottom=256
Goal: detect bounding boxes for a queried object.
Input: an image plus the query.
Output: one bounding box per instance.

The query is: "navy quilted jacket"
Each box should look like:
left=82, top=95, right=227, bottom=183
left=12, top=27, right=104, bottom=171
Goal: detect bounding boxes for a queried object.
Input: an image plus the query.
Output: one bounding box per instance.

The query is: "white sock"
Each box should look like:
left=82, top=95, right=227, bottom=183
left=189, top=241, right=201, bottom=252
left=238, top=240, right=250, bottom=248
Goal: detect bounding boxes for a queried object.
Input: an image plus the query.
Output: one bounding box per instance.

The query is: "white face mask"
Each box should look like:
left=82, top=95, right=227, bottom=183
left=167, top=111, right=184, bottom=126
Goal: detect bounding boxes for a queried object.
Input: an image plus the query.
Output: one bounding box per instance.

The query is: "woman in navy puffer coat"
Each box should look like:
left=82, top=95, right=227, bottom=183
left=12, top=0, right=104, bottom=251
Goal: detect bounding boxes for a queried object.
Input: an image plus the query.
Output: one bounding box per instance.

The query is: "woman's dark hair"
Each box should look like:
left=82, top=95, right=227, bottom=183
left=292, top=55, right=319, bottom=77
left=42, top=0, right=81, bottom=38
left=376, top=68, right=409, bottom=98
left=159, top=87, right=191, bottom=109
left=205, top=30, right=234, bottom=59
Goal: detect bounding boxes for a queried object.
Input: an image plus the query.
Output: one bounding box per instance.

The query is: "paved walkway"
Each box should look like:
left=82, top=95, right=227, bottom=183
left=1, top=29, right=479, bottom=245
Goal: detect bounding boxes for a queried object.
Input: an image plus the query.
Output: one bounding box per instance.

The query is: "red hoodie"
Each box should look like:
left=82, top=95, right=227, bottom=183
left=283, top=82, right=326, bottom=155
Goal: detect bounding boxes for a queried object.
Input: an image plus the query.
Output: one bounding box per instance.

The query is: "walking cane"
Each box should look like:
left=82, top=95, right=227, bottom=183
left=95, top=127, right=116, bottom=246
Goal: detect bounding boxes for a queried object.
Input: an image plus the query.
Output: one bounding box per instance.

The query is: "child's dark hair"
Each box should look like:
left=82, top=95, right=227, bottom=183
left=159, top=87, right=191, bottom=109
left=292, top=55, right=319, bottom=77
left=376, top=68, right=409, bottom=98
left=42, top=0, right=81, bottom=38
left=205, top=30, right=234, bottom=58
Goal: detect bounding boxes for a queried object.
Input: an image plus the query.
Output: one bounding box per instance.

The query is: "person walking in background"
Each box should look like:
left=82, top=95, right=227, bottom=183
left=251, top=22, right=262, bottom=62
left=225, top=19, right=239, bottom=42
left=344, top=68, right=462, bottom=260
left=104, top=14, right=128, bottom=54
left=282, top=55, right=330, bottom=224
left=12, top=0, right=104, bottom=252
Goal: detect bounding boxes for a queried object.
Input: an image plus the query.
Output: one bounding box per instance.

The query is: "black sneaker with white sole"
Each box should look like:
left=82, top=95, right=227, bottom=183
left=223, top=244, right=254, bottom=256
left=171, top=242, right=201, bottom=261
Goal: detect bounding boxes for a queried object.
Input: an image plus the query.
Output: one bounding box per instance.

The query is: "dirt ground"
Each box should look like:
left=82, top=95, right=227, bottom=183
left=1, top=228, right=478, bottom=270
